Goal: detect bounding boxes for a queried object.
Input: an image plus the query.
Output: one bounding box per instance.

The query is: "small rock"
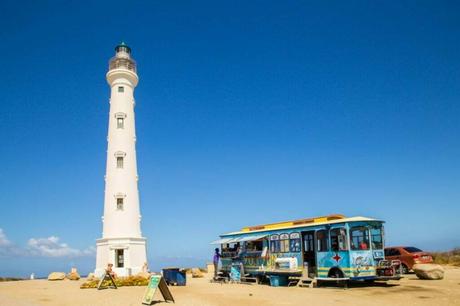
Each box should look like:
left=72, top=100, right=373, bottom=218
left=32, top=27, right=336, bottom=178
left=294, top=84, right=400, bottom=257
left=48, top=272, right=66, bottom=281
left=413, top=264, right=444, bottom=280
left=66, top=272, right=80, bottom=281
left=191, top=268, right=204, bottom=278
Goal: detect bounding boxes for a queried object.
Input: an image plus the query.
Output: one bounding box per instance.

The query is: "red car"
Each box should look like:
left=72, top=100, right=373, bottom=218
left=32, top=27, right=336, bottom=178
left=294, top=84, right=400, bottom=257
left=384, top=246, right=433, bottom=274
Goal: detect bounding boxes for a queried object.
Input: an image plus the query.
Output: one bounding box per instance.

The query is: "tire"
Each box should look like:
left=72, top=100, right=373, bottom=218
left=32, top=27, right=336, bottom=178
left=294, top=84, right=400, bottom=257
left=401, top=264, right=409, bottom=274
left=328, top=268, right=344, bottom=279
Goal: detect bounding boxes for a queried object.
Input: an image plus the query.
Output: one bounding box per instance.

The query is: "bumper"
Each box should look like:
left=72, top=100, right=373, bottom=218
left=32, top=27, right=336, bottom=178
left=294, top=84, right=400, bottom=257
left=375, top=259, right=402, bottom=280
left=375, top=275, right=402, bottom=281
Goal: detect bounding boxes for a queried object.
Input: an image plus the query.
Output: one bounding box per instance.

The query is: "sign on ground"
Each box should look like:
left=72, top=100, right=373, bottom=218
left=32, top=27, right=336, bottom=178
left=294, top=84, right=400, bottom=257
left=142, top=275, right=175, bottom=304
left=97, top=272, right=117, bottom=290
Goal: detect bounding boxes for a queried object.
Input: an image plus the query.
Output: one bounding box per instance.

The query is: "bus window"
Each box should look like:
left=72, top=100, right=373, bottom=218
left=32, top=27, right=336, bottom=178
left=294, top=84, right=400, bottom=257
left=222, top=243, right=239, bottom=257
left=316, top=230, right=328, bottom=252
left=303, top=233, right=314, bottom=252
left=246, top=240, right=263, bottom=252
left=270, top=234, right=280, bottom=253
left=371, top=227, right=383, bottom=249
left=330, top=228, right=348, bottom=251
left=350, top=227, right=370, bottom=250
left=289, top=232, right=301, bottom=252
left=280, top=233, right=290, bottom=252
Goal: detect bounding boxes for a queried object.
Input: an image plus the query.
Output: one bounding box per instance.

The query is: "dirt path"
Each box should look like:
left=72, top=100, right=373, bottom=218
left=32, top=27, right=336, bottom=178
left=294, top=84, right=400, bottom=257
left=1, top=267, right=459, bottom=306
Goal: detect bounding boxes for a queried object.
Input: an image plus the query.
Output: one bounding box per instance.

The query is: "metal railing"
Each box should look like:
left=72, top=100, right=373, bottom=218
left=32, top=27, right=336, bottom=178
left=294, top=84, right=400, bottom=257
left=109, top=57, right=137, bottom=73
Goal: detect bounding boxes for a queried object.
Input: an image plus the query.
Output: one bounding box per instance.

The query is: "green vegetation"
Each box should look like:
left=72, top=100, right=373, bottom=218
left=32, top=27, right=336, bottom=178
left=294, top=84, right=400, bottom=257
left=80, top=275, right=149, bottom=289
left=0, top=277, right=24, bottom=282
left=432, top=248, right=460, bottom=266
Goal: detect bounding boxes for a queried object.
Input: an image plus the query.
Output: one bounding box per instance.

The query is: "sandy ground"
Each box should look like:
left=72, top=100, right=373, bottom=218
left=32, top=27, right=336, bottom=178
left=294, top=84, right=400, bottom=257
left=1, top=267, right=459, bottom=306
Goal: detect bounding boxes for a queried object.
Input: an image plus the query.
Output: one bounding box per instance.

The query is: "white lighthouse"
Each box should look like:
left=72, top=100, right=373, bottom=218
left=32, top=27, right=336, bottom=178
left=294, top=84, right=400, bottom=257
left=95, top=43, right=147, bottom=277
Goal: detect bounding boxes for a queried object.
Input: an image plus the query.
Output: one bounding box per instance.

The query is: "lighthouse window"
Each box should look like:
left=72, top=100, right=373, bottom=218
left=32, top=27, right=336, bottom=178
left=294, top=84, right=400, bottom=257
left=115, top=249, right=124, bottom=268
left=118, top=86, right=124, bottom=93
left=116, top=156, right=124, bottom=168
left=116, top=198, right=124, bottom=210
left=115, top=113, right=127, bottom=129
left=117, top=117, right=124, bottom=129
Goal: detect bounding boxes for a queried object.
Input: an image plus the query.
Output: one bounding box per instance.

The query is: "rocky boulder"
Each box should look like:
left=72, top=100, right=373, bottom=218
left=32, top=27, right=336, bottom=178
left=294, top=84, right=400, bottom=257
left=48, top=272, right=66, bottom=281
left=191, top=268, right=204, bottom=278
left=66, top=272, right=80, bottom=280
left=413, top=264, right=444, bottom=280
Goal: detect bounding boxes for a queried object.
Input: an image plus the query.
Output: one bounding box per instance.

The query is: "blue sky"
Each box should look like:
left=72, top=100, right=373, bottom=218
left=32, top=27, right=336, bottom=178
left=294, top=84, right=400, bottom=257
left=0, top=1, right=459, bottom=277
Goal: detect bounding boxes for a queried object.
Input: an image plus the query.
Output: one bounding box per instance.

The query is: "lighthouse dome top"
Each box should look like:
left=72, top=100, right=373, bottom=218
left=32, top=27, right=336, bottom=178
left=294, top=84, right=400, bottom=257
left=115, top=41, right=131, bottom=54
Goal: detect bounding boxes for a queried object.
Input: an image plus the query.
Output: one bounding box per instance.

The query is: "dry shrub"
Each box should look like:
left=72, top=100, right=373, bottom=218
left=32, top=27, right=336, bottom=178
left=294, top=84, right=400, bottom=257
left=80, top=275, right=149, bottom=289
left=0, top=277, right=24, bottom=282
left=432, top=248, right=460, bottom=266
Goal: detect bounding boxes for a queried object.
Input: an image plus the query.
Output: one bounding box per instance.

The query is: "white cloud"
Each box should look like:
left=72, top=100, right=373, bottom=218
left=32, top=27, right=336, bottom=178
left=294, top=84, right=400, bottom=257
left=0, top=229, right=11, bottom=247
left=0, top=228, right=94, bottom=258
left=0, top=228, right=23, bottom=257
left=82, top=246, right=96, bottom=256
left=27, top=236, right=95, bottom=258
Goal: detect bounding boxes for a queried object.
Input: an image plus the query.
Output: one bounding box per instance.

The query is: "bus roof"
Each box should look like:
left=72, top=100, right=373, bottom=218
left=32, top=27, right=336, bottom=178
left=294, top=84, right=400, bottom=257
left=220, top=216, right=383, bottom=237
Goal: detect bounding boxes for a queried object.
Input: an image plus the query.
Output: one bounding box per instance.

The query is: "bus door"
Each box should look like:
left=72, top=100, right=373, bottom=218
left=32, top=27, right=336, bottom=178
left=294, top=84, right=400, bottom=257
left=301, top=231, right=316, bottom=275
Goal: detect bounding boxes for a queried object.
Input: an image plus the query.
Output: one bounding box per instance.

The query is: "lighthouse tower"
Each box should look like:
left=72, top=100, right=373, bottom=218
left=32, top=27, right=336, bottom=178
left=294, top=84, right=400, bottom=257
left=95, top=43, right=147, bottom=277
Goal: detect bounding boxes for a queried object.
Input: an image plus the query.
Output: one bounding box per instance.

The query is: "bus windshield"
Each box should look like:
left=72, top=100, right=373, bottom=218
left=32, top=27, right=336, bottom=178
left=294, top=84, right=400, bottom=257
left=350, top=226, right=370, bottom=250
left=370, top=226, right=384, bottom=250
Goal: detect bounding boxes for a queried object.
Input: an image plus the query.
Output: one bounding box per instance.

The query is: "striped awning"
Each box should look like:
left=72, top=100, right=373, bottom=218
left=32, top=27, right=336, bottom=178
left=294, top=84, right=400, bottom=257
left=231, top=233, right=268, bottom=242
left=210, top=234, right=267, bottom=244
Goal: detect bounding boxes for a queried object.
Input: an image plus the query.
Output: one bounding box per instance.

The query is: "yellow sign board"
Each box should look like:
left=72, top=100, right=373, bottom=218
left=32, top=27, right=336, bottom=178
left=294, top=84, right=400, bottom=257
left=142, top=275, right=174, bottom=305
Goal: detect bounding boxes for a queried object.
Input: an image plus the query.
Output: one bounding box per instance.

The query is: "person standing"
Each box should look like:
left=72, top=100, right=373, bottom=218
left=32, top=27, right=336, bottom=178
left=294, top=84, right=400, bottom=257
left=213, top=248, right=221, bottom=278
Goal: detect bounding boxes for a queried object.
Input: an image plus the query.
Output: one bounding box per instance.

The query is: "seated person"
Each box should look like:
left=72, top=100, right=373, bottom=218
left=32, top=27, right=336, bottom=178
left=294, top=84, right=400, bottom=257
left=106, top=263, right=117, bottom=278
left=359, top=241, right=368, bottom=250
left=233, top=244, right=244, bottom=260
left=331, top=241, right=339, bottom=251
left=142, top=262, right=150, bottom=274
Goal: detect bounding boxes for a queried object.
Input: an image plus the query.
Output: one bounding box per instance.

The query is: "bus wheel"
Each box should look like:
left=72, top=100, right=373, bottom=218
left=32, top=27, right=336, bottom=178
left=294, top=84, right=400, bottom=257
left=328, top=268, right=344, bottom=279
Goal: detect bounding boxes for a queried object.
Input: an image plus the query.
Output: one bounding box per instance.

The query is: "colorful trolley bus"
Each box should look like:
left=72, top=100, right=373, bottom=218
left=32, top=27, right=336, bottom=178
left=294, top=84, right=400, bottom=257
left=211, top=215, right=401, bottom=283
